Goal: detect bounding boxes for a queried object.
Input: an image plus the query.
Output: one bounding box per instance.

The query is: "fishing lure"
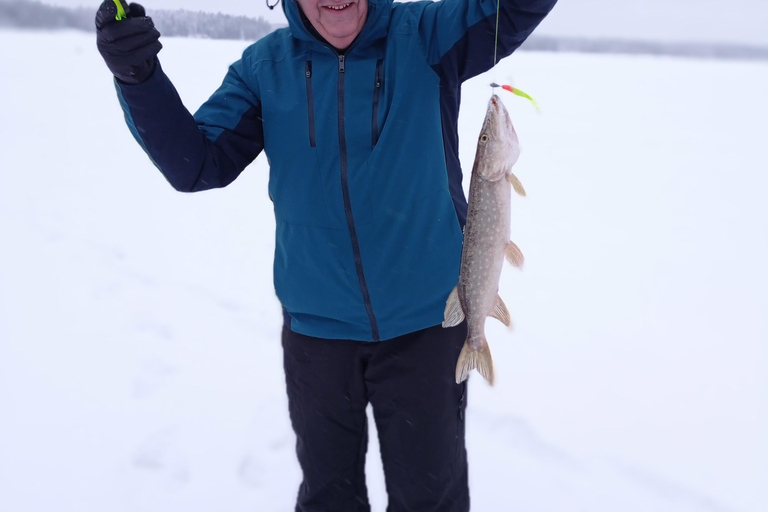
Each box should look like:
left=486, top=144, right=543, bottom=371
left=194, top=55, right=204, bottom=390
left=491, top=82, right=541, bottom=112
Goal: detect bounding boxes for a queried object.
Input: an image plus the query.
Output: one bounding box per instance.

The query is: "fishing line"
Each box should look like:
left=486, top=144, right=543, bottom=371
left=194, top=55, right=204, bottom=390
left=488, top=1, right=541, bottom=113
left=493, top=0, right=501, bottom=66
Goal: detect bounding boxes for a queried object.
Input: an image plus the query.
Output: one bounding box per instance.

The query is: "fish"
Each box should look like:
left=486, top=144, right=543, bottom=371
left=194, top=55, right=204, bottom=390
left=443, top=92, right=526, bottom=385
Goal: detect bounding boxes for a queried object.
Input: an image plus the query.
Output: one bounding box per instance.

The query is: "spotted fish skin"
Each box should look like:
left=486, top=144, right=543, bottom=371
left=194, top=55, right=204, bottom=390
left=443, top=93, right=525, bottom=385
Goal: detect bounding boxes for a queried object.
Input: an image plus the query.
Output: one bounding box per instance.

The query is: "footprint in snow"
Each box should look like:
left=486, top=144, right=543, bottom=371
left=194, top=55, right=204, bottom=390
left=131, top=428, right=190, bottom=491
left=132, top=359, right=177, bottom=399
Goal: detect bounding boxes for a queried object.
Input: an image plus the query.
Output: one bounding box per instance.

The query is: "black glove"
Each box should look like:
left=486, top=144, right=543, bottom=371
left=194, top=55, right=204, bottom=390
left=95, top=1, right=162, bottom=84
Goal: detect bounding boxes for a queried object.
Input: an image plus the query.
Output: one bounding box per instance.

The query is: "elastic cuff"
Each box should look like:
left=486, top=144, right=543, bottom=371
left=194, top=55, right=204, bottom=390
left=115, top=57, right=158, bottom=85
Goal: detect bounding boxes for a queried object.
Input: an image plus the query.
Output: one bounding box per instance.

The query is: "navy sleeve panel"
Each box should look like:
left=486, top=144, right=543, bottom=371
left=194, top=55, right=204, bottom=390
left=438, top=82, right=468, bottom=228
left=419, top=0, right=558, bottom=82
left=116, top=57, right=263, bottom=192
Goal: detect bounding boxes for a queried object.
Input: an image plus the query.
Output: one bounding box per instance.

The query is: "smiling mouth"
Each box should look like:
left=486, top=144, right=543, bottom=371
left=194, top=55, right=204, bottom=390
left=324, top=3, right=352, bottom=10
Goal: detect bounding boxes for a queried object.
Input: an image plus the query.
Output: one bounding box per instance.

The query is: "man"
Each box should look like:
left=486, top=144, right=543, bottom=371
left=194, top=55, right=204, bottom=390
left=95, top=0, right=557, bottom=509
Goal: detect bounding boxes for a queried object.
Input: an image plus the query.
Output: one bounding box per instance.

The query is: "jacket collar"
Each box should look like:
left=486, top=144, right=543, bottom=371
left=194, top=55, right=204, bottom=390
left=283, top=0, right=392, bottom=50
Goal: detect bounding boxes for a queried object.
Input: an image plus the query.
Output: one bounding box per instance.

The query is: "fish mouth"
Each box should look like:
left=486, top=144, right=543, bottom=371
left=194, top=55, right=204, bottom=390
left=488, top=94, right=504, bottom=118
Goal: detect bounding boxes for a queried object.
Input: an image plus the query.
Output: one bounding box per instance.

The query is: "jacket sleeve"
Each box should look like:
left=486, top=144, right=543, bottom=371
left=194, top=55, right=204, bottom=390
left=417, top=0, right=557, bottom=82
left=115, top=52, right=264, bottom=192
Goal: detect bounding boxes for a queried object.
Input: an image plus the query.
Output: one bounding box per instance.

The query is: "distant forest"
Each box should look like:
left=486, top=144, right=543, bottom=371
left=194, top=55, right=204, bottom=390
left=521, top=35, right=768, bottom=62
left=0, top=0, right=275, bottom=40
left=2, top=0, right=767, bottom=60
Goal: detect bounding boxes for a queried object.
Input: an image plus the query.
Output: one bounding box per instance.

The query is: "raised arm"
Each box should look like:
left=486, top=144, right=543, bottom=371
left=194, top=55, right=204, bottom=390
left=95, top=1, right=264, bottom=192
left=116, top=57, right=264, bottom=192
left=418, top=0, right=558, bottom=82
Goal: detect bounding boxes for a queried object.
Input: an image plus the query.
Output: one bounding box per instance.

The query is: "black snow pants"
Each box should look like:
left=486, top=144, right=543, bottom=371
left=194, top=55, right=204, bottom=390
left=282, top=319, right=470, bottom=512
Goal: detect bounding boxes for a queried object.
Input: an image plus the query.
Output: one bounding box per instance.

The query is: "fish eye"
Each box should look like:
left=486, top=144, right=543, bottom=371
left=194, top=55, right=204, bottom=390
left=480, top=134, right=488, bottom=142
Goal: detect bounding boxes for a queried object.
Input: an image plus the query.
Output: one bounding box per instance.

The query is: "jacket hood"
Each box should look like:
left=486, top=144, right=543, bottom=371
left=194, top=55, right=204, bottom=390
left=283, top=0, right=392, bottom=49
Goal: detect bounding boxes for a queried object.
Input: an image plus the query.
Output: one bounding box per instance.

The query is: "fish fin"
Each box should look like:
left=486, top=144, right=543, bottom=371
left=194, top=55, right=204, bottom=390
left=490, top=294, right=512, bottom=327
left=505, top=241, right=524, bottom=268
left=443, top=286, right=465, bottom=327
left=507, top=173, right=527, bottom=197
left=455, top=340, right=494, bottom=385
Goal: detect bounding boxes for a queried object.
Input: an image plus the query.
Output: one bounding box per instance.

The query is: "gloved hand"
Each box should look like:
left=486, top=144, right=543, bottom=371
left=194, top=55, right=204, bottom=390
left=95, top=1, right=162, bottom=84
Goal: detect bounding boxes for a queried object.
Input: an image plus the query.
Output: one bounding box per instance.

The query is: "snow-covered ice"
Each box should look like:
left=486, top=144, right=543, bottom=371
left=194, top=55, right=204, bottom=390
left=0, top=30, right=766, bottom=512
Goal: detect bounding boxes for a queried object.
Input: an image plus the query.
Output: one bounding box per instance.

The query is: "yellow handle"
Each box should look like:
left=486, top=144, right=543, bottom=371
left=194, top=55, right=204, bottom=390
left=112, top=0, right=128, bottom=20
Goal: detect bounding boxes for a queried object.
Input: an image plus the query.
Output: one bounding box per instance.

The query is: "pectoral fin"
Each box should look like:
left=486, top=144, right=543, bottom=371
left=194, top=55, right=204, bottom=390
left=505, top=241, right=524, bottom=268
left=507, top=173, right=527, bottom=197
left=443, top=286, right=465, bottom=327
left=490, top=294, right=512, bottom=327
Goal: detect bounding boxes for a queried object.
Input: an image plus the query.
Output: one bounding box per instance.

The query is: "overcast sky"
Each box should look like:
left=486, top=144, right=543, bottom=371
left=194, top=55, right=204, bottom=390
left=43, top=0, right=768, bottom=46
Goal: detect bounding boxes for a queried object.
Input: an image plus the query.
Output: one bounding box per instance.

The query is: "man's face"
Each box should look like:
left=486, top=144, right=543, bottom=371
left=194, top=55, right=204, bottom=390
left=295, top=0, right=369, bottom=50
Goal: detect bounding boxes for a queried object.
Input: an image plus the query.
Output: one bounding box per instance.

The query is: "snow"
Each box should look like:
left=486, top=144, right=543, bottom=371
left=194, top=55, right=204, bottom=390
left=1, top=29, right=767, bottom=512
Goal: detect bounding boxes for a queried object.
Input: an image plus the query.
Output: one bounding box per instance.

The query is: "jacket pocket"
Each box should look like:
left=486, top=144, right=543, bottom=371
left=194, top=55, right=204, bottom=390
left=371, top=59, right=383, bottom=146
left=305, top=60, right=316, bottom=148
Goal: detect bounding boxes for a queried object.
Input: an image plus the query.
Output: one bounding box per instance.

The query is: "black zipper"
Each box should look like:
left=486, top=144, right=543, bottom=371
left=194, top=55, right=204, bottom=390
left=371, top=59, right=383, bottom=146
left=305, top=60, right=316, bottom=147
left=337, top=53, right=380, bottom=341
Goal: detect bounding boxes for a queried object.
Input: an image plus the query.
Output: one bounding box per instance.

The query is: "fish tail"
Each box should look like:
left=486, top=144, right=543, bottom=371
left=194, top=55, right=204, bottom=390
left=455, top=338, right=494, bottom=385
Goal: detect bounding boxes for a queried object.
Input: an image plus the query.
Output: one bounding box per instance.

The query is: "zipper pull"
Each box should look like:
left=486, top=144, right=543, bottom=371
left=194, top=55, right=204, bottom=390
left=338, top=55, right=345, bottom=73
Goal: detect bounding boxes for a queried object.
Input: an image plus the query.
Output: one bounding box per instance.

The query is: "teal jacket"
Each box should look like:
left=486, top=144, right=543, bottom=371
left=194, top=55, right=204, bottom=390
left=116, top=0, right=557, bottom=341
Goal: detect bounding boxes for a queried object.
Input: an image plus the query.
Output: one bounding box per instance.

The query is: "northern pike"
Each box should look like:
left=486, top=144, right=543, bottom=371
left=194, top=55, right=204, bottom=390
left=443, top=92, right=526, bottom=385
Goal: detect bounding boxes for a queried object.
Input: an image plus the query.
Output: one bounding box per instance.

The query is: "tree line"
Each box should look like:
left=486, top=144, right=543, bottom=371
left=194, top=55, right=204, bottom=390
left=521, top=34, right=768, bottom=62
left=2, top=0, right=766, bottom=61
left=0, top=0, right=275, bottom=41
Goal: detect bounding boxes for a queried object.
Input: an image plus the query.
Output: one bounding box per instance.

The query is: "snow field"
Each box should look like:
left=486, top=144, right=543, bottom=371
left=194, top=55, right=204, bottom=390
left=1, top=30, right=766, bottom=512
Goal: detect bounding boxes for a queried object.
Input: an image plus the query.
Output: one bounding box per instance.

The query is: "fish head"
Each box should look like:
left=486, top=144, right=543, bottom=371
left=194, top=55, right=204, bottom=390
left=474, top=94, right=521, bottom=181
